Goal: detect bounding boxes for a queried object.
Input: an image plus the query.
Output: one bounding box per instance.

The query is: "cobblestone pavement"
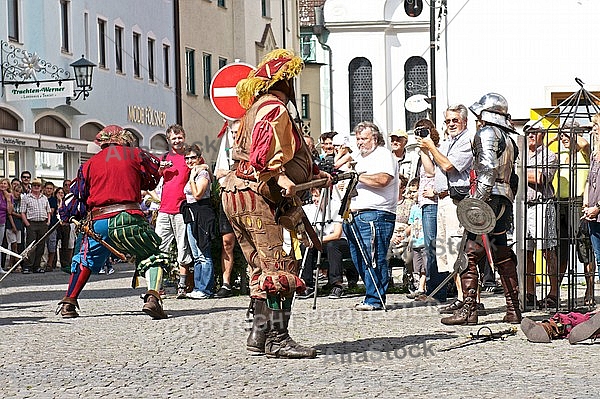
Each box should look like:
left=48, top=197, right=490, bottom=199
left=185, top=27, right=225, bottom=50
left=1, top=264, right=599, bottom=398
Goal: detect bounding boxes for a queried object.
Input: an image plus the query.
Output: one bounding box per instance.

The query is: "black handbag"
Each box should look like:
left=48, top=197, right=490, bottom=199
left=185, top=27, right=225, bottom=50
left=449, top=185, right=470, bottom=201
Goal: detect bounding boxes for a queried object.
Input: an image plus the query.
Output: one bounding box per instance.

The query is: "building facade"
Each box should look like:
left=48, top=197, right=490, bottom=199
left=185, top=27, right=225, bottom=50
left=179, top=0, right=302, bottom=165
left=301, top=0, right=600, bottom=138
left=1, top=0, right=176, bottom=183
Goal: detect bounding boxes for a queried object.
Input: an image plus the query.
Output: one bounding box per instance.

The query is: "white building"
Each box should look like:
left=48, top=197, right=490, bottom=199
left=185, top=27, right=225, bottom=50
left=1, top=0, right=176, bottom=183
left=305, top=0, right=600, bottom=137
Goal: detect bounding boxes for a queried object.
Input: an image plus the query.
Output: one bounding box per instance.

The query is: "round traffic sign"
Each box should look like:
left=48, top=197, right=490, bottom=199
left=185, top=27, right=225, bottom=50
left=210, top=63, right=256, bottom=120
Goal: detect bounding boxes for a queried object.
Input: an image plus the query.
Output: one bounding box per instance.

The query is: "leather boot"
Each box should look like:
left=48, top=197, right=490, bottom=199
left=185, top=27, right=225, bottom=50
left=569, top=313, right=600, bottom=344
left=246, top=298, right=269, bottom=355
left=520, top=318, right=565, bottom=343
left=265, top=309, right=317, bottom=359
left=495, top=246, right=522, bottom=324
left=441, top=292, right=478, bottom=325
left=440, top=240, right=483, bottom=325
left=142, top=290, right=168, bottom=319
left=56, top=296, right=79, bottom=318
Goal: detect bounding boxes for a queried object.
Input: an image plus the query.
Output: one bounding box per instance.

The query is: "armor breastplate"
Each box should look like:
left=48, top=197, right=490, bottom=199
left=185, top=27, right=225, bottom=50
left=472, top=125, right=515, bottom=202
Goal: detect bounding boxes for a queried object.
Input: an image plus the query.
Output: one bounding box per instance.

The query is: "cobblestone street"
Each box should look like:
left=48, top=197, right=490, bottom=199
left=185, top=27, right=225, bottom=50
left=1, top=264, right=598, bottom=398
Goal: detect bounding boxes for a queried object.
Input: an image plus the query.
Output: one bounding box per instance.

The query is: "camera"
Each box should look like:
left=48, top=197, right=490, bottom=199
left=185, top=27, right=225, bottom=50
left=414, top=126, right=430, bottom=138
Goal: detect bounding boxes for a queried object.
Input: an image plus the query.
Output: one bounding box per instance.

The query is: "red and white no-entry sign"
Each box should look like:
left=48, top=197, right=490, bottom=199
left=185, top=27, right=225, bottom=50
left=210, top=63, right=256, bottom=120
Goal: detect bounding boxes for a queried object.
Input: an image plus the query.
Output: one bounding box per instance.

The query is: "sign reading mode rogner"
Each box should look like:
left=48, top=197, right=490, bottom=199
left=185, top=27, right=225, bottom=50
left=6, top=80, right=74, bottom=101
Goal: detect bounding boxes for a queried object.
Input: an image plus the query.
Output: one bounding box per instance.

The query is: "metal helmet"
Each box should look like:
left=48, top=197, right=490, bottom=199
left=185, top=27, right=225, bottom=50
left=469, top=92, right=512, bottom=129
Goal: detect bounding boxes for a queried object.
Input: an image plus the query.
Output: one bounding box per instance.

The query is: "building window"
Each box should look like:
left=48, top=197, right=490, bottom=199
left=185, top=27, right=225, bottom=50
left=115, top=26, right=124, bottom=73
left=261, top=0, right=270, bottom=18
left=218, top=57, right=227, bottom=69
left=301, top=94, right=310, bottom=119
left=60, top=0, right=70, bottom=52
left=203, top=52, right=212, bottom=98
left=301, top=35, right=316, bottom=62
left=404, top=56, right=428, bottom=130
left=185, top=48, right=196, bottom=94
left=404, top=0, right=424, bottom=17
left=8, top=0, right=20, bottom=42
left=98, top=19, right=107, bottom=68
left=348, top=57, right=373, bottom=132
left=148, top=38, right=155, bottom=82
left=133, top=32, right=141, bottom=78
left=163, top=44, right=170, bottom=86
left=217, top=0, right=226, bottom=7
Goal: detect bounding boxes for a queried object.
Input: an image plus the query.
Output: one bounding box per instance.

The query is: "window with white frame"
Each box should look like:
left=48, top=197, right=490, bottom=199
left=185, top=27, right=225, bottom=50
left=133, top=32, right=141, bottom=78
left=8, top=0, right=20, bottom=42
left=163, top=44, right=170, bottom=86
left=98, top=19, right=107, bottom=68
left=60, top=0, right=70, bottom=52
left=115, top=26, right=124, bottom=73
left=148, top=38, right=155, bottom=82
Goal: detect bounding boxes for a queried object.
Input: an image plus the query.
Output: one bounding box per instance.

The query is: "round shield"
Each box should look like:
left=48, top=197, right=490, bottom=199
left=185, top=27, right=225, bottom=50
left=456, top=197, right=496, bottom=235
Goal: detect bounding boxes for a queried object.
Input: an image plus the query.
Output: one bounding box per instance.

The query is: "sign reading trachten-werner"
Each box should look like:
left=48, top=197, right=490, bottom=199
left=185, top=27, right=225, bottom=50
left=6, top=81, right=74, bottom=101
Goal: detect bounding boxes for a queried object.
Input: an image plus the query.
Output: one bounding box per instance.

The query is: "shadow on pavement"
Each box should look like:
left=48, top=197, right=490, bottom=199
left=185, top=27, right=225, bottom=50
left=166, top=306, right=246, bottom=318
left=315, top=333, right=457, bottom=355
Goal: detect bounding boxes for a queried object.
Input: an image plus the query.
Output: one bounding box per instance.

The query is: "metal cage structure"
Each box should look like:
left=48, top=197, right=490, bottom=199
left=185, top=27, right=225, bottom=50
left=521, top=80, right=600, bottom=312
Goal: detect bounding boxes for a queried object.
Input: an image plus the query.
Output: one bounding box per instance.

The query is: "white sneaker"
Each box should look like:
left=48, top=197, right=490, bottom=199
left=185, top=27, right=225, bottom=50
left=107, top=268, right=115, bottom=275
left=98, top=268, right=106, bottom=274
left=187, top=290, right=209, bottom=300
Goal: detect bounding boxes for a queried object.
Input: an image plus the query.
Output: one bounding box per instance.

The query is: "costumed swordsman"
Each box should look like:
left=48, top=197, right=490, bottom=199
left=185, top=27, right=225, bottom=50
left=56, top=125, right=171, bottom=319
left=221, top=49, right=330, bottom=358
left=442, top=93, right=522, bottom=325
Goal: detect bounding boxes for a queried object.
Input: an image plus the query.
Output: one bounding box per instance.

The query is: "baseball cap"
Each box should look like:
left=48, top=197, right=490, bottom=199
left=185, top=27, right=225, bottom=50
left=389, top=129, right=408, bottom=139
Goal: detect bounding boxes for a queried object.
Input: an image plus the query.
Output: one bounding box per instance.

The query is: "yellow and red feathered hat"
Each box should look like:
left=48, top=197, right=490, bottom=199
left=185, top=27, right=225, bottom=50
left=236, top=49, right=304, bottom=110
left=95, top=125, right=135, bottom=147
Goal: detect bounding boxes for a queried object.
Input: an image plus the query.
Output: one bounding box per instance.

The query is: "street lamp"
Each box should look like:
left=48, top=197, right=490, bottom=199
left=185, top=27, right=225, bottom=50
left=69, top=55, right=96, bottom=102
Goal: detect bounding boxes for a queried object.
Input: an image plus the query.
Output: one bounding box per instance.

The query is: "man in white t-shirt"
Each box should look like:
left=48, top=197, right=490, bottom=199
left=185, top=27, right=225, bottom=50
left=343, top=121, right=399, bottom=311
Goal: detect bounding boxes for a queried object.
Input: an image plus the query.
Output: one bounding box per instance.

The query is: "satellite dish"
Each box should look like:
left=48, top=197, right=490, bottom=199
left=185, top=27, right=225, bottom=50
left=405, top=94, right=431, bottom=113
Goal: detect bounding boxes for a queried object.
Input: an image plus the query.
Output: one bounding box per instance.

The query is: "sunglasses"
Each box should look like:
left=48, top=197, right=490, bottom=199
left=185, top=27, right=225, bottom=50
left=445, top=118, right=461, bottom=125
left=184, top=155, right=198, bottom=161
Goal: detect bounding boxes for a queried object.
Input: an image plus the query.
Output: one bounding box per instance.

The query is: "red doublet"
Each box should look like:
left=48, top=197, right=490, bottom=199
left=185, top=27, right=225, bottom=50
left=84, top=146, right=149, bottom=219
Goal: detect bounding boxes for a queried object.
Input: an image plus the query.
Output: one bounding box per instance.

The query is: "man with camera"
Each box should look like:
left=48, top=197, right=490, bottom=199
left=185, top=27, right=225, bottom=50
left=417, top=105, right=473, bottom=305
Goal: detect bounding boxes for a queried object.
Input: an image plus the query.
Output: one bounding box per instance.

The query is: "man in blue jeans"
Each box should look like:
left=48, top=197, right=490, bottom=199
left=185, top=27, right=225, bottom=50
left=343, top=121, right=399, bottom=311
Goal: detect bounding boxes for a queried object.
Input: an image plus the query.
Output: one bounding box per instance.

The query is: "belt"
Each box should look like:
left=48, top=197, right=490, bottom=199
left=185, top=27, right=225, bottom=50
left=438, top=190, right=449, bottom=200
left=91, top=202, right=141, bottom=219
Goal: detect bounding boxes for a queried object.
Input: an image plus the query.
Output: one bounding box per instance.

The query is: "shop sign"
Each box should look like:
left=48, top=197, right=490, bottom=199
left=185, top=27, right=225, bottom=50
left=40, top=140, right=88, bottom=153
left=0, top=135, right=38, bottom=147
left=127, top=105, right=167, bottom=128
left=6, top=81, right=74, bottom=101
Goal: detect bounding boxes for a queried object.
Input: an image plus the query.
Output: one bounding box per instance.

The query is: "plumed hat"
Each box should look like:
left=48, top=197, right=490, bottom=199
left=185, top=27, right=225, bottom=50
left=236, top=49, right=304, bottom=109
left=95, top=125, right=135, bottom=147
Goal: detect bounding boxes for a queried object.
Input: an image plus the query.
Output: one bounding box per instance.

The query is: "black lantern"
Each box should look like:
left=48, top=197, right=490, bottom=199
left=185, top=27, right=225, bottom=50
left=69, top=55, right=96, bottom=102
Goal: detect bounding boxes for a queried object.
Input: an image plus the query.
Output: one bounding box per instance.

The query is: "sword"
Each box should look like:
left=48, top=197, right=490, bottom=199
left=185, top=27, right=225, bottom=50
left=0, top=221, right=62, bottom=283
left=438, top=326, right=517, bottom=352
left=0, top=245, right=24, bottom=260
left=70, top=218, right=127, bottom=261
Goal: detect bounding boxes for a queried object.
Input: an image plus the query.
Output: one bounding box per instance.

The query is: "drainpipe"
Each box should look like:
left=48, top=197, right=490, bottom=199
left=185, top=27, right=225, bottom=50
left=429, top=0, right=437, bottom=124
left=281, top=0, right=286, bottom=48
left=174, top=0, right=182, bottom=124
left=314, top=6, right=333, bottom=131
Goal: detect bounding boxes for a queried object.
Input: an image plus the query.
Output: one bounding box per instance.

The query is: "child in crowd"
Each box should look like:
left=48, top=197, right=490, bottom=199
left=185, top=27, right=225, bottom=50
left=404, top=178, right=427, bottom=299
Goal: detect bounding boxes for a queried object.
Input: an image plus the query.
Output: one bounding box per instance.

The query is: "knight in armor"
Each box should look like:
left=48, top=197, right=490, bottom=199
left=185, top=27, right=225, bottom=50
left=221, top=49, right=330, bottom=358
left=442, top=93, right=522, bottom=326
